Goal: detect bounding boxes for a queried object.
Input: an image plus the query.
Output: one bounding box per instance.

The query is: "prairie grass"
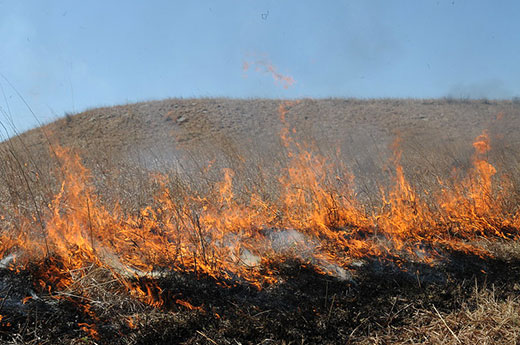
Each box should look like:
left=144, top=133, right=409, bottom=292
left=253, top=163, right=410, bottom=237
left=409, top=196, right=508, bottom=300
left=1, top=98, right=520, bottom=344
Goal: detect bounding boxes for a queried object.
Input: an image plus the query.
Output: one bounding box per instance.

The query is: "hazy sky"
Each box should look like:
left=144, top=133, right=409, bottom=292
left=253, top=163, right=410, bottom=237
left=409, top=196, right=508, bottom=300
left=0, top=1, right=519, bottom=135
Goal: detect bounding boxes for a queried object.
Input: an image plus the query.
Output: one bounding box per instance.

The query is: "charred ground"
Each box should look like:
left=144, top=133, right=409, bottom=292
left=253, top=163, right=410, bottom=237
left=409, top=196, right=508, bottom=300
left=2, top=250, right=520, bottom=344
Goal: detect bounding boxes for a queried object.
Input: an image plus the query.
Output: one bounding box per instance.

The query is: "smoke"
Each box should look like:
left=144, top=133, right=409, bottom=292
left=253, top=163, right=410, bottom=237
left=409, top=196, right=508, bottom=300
left=269, top=228, right=308, bottom=251
left=269, top=229, right=350, bottom=281
left=447, top=79, right=514, bottom=99
left=234, top=227, right=350, bottom=280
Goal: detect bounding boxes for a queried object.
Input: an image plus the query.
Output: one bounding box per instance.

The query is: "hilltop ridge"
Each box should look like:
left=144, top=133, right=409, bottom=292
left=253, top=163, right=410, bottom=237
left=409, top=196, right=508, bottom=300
left=6, top=98, right=520, bottom=169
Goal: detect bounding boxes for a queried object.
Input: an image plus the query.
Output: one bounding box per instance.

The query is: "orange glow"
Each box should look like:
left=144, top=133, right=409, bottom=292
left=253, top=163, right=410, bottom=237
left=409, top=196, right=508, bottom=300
left=243, top=58, right=295, bottom=89
left=176, top=299, right=204, bottom=311
left=0, top=104, right=517, bottom=312
left=78, top=323, right=99, bottom=339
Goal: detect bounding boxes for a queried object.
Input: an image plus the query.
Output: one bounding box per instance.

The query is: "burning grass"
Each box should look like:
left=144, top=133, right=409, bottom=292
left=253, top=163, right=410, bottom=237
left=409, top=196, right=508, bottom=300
left=0, top=101, right=520, bottom=343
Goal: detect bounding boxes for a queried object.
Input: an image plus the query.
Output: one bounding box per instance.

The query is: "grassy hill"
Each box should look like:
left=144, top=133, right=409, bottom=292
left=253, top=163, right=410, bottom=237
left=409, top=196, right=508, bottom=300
left=2, top=98, right=520, bottom=344
left=10, top=98, right=520, bottom=162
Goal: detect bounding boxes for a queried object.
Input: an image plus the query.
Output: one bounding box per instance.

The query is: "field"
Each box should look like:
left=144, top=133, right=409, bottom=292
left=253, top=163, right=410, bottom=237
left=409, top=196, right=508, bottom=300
left=1, top=98, right=520, bottom=344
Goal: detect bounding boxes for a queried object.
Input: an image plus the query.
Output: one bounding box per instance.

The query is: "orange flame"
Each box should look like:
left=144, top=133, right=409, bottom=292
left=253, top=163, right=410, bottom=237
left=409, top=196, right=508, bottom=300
left=0, top=105, right=517, bottom=313
left=243, top=57, right=295, bottom=89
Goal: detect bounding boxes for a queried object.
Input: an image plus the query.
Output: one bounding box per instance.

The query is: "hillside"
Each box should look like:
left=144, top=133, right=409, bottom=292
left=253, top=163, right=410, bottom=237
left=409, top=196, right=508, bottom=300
left=2, top=98, right=520, bottom=344
left=6, top=98, right=520, bottom=210
left=10, top=98, right=520, bottom=164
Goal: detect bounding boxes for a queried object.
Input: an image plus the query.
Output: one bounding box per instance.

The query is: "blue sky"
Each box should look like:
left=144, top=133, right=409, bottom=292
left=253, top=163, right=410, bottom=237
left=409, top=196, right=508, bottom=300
left=0, top=1, right=519, bottom=135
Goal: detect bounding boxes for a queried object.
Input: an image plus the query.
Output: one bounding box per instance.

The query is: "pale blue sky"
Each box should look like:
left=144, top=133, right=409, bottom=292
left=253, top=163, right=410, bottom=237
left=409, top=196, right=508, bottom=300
left=0, top=1, right=519, bottom=135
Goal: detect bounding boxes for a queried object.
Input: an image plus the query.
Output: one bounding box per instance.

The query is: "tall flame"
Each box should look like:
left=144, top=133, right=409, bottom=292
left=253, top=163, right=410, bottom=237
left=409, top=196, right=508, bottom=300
left=0, top=105, right=518, bottom=311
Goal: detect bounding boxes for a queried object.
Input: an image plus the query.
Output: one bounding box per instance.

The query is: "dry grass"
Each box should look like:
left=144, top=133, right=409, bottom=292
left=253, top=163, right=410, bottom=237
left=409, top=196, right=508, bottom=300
left=1, top=98, right=520, bottom=344
left=357, top=286, right=520, bottom=345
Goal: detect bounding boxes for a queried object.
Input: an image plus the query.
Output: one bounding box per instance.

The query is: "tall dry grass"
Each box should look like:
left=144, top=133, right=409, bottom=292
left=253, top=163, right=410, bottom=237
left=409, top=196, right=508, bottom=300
left=1, top=100, right=520, bottom=344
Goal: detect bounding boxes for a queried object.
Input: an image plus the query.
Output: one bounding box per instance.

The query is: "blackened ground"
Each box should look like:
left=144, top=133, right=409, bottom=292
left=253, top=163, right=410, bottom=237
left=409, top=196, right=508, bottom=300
left=1, top=249, right=520, bottom=344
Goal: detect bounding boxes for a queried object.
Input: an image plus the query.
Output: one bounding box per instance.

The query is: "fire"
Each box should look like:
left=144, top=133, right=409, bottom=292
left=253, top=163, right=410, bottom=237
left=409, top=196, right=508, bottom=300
left=176, top=299, right=204, bottom=311
left=438, top=130, right=511, bottom=239
left=242, top=56, right=295, bottom=89
left=78, top=323, right=99, bottom=339
left=377, top=138, right=436, bottom=248
left=0, top=103, right=518, bottom=317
